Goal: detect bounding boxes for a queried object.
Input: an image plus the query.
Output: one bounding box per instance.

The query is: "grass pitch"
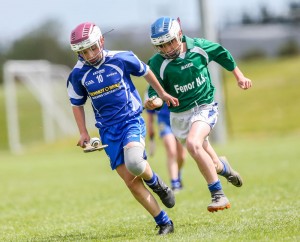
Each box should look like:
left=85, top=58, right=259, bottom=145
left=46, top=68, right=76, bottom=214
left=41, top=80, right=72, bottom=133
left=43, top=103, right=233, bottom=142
left=0, top=134, right=299, bottom=241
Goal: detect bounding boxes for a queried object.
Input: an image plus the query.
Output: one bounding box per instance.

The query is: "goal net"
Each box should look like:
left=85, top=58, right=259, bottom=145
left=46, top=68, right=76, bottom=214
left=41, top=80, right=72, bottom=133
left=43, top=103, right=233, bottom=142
left=3, top=60, right=95, bottom=153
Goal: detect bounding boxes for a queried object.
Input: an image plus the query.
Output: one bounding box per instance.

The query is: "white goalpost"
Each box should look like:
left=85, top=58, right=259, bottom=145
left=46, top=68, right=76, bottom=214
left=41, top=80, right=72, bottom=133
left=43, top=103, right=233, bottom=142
left=199, top=0, right=227, bottom=144
left=3, top=60, right=93, bottom=153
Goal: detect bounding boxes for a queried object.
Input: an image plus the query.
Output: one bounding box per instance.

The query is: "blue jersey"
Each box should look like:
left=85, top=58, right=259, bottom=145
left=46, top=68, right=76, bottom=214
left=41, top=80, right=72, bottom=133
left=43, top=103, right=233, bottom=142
left=156, top=103, right=170, bottom=125
left=147, top=103, right=170, bottom=125
left=147, top=103, right=172, bottom=137
left=67, top=50, right=149, bottom=128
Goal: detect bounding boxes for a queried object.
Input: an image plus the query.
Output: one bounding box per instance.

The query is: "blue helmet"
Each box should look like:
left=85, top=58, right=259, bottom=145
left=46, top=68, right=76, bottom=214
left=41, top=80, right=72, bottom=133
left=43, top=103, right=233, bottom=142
left=150, top=16, right=182, bottom=59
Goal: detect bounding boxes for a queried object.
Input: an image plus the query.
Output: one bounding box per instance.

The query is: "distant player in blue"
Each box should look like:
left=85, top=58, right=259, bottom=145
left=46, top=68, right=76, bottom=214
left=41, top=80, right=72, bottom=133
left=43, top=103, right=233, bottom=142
left=145, top=96, right=186, bottom=192
left=67, top=22, right=179, bottom=235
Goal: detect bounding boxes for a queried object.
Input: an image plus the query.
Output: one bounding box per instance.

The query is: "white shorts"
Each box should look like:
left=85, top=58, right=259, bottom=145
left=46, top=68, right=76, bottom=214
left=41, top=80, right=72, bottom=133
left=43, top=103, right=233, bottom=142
left=170, top=102, right=218, bottom=143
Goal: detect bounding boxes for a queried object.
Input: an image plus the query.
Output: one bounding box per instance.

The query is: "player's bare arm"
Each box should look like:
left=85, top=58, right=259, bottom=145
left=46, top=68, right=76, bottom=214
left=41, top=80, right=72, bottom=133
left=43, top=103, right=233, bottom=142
left=232, top=66, right=252, bottom=90
left=72, top=106, right=90, bottom=147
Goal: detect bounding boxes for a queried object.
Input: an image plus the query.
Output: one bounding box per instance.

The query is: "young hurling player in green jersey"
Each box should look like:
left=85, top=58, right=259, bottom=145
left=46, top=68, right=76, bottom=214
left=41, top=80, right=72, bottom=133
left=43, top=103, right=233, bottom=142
left=145, top=16, right=252, bottom=212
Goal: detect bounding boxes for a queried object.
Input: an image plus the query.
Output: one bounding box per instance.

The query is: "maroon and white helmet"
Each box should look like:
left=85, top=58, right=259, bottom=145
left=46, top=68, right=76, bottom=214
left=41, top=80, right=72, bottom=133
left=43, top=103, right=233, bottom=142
left=70, top=22, right=102, bottom=52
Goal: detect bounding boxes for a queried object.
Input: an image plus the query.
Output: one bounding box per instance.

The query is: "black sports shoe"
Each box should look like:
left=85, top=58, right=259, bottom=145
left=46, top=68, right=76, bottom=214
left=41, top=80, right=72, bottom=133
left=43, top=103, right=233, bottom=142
left=156, top=221, right=174, bottom=235
left=219, top=156, right=243, bottom=187
left=152, top=176, right=175, bottom=208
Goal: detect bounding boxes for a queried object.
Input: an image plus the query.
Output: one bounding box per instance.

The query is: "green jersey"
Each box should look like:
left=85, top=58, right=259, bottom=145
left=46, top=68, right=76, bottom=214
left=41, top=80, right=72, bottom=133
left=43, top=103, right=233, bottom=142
left=148, top=35, right=236, bottom=113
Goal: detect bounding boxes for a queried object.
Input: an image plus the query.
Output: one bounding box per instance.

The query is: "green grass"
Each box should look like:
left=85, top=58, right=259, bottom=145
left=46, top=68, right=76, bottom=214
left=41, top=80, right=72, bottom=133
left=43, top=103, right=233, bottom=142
left=0, top=135, right=299, bottom=241
left=223, top=56, right=300, bottom=138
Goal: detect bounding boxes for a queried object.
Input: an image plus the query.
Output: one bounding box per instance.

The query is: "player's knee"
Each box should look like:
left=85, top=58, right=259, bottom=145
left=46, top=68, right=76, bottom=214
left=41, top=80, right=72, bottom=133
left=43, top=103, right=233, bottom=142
left=124, top=143, right=146, bottom=176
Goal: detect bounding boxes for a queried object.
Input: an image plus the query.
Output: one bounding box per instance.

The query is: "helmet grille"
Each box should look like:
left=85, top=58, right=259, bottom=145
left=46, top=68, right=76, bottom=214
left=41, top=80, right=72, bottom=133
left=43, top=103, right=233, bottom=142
left=163, top=22, right=169, bottom=30
left=71, top=32, right=76, bottom=41
left=82, top=26, right=90, bottom=37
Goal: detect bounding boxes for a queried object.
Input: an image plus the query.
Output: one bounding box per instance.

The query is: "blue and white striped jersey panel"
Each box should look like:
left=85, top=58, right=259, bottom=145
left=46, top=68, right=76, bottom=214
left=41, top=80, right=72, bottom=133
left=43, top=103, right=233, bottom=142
left=67, top=50, right=148, bottom=127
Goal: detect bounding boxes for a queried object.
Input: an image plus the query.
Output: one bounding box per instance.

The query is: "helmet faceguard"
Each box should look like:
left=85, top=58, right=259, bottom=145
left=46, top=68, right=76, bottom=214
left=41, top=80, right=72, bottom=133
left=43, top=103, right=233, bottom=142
left=70, top=22, right=104, bottom=65
left=150, top=17, right=182, bottom=59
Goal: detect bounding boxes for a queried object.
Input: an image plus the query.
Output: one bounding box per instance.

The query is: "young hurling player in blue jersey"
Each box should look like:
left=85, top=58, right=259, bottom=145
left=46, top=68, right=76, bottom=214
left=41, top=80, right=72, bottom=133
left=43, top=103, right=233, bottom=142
left=67, top=22, right=179, bottom=235
left=145, top=17, right=252, bottom=213
left=144, top=96, right=186, bottom=192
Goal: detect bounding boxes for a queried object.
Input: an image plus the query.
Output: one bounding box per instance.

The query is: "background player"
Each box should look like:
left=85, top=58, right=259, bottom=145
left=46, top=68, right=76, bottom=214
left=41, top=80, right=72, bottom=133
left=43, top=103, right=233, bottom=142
left=145, top=99, right=186, bottom=192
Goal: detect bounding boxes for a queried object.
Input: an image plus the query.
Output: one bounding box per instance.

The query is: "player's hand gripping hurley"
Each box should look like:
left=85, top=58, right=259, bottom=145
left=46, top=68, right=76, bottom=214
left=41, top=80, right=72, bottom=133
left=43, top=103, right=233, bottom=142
left=82, top=137, right=108, bottom=153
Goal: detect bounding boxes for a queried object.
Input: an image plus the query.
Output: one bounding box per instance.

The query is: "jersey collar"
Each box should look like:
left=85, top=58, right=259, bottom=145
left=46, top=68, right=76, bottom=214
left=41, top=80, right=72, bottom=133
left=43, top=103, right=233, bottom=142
left=182, top=35, right=195, bottom=50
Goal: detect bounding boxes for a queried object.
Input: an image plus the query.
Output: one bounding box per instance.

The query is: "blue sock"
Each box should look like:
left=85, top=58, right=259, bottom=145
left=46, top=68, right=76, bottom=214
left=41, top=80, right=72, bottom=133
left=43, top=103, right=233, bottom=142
left=208, top=179, right=222, bottom=192
left=171, top=178, right=181, bottom=188
left=219, top=159, right=228, bottom=176
left=144, top=172, right=158, bottom=188
left=154, top=210, right=171, bottom=225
